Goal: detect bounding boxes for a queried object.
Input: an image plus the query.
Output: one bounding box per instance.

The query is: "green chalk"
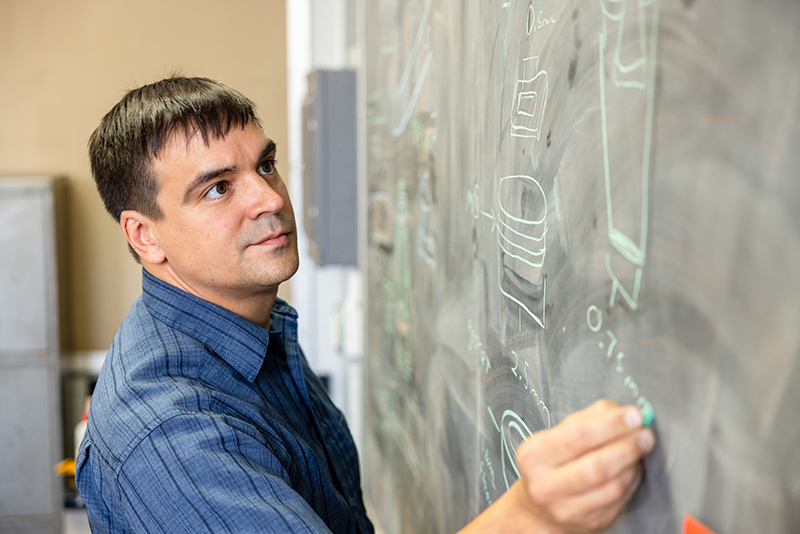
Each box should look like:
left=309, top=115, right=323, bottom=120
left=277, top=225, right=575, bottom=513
left=640, top=401, right=655, bottom=428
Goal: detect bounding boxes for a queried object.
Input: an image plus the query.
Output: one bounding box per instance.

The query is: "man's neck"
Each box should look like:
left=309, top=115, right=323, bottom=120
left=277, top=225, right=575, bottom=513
left=143, top=264, right=278, bottom=330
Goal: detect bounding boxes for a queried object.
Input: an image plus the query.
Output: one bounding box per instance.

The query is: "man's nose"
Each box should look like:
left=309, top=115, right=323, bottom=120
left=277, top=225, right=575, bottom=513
left=244, top=171, right=284, bottom=219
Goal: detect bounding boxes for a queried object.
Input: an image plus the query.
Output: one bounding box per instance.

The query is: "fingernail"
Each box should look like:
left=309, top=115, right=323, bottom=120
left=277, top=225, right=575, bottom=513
left=638, top=430, right=655, bottom=453
left=624, top=408, right=643, bottom=428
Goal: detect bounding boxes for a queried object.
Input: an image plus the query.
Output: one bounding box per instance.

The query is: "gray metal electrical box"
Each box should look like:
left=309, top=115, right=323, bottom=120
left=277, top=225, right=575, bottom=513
left=302, top=69, right=358, bottom=266
left=0, top=177, right=64, bottom=534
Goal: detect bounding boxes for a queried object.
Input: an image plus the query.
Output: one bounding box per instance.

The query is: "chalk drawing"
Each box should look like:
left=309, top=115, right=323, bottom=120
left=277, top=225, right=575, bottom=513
left=394, top=340, right=413, bottom=383
left=468, top=319, right=491, bottom=373
left=480, top=350, right=492, bottom=373
left=606, top=251, right=644, bottom=310
left=488, top=405, right=534, bottom=490
left=624, top=375, right=639, bottom=398
left=511, top=0, right=558, bottom=139
left=584, top=303, right=655, bottom=419
left=598, top=0, right=660, bottom=310
left=510, top=351, right=552, bottom=427
left=487, top=396, right=551, bottom=492
left=394, top=180, right=411, bottom=336
left=535, top=10, right=557, bottom=30
left=527, top=3, right=536, bottom=34
left=416, top=169, right=437, bottom=268
left=481, top=208, right=497, bottom=232
left=527, top=3, right=557, bottom=36
left=510, top=351, right=527, bottom=387
left=468, top=175, right=548, bottom=328
left=393, top=180, right=413, bottom=381
left=408, top=114, right=437, bottom=154
left=467, top=175, right=547, bottom=331
left=586, top=0, right=662, bottom=417
left=376, top=390, right=423, bottom=480
left=467, top=320, right=483, bottom=352
left=497, top=175, right=548, bottom=328
left=393, top=0, right=433, bottom=137
left=531, top=386, right=551, bottom=429
left=497, top=175, right=547, bottom=268
left=511, top=56, right=549, bottom=140
left=479, top=438, right=496, bottom=505
left=467, top=183, right=480, bottom=219
left=587, top=305, right=603, bottom=332
left=605, top=329, right=618, bottom=359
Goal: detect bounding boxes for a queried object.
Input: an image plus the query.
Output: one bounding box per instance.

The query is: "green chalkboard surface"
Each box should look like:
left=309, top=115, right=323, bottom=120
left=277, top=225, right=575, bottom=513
left=362, top=1, right=800, bottom=533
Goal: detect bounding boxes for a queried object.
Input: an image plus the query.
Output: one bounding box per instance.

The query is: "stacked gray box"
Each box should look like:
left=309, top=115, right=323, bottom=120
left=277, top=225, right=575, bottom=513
left=0, top=177, right=63, bottom=534
left=302, top=69, right=358, bottom=266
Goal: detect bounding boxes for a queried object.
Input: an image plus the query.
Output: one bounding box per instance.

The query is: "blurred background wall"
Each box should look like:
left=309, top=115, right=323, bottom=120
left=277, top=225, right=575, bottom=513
left=0, top=2, right=369, bottom=529
left=0, top=0, right=290, bottom=353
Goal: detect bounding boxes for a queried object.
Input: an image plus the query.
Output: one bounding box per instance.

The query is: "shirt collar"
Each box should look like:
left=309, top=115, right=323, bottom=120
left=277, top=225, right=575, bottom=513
left=141, top=269, right=299, bottom=382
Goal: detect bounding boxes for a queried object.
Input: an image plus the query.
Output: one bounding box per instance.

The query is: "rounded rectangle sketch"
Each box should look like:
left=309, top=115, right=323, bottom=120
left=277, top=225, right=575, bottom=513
left=510, top=56, right=549, bottom=140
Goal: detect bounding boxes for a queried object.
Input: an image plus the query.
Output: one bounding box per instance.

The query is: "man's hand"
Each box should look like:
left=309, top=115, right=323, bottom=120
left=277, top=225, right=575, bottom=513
left=459, top=400, right=656, bottom=534
left=514, top=399, right=655, bottom=532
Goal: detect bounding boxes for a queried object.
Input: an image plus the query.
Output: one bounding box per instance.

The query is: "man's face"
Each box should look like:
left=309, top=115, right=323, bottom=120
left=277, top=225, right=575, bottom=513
left=147, top=122, right=298, bottom=306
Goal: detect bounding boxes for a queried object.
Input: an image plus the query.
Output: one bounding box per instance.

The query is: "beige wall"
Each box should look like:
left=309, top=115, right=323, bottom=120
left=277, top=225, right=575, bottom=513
left=0, top=0, right=289, bottom=351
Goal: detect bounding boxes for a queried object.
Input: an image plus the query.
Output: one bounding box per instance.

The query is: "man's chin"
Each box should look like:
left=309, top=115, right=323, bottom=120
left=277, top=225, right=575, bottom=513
left=262, top=256, right=300, bottom=287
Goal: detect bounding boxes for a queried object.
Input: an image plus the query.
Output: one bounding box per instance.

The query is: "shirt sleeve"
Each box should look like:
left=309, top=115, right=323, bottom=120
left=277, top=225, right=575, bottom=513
left=115, top=412, right=334, bottom=534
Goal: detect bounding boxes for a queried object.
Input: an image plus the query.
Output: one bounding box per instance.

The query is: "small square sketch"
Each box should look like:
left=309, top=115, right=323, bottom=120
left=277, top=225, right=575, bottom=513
left=510, top=56, right=549, bottom=140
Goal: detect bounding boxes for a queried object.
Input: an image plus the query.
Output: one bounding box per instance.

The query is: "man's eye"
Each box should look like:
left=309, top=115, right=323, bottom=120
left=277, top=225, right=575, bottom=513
left=258, top=159, right=277, bottom=175
left=205, top=182, right=229, bottom=199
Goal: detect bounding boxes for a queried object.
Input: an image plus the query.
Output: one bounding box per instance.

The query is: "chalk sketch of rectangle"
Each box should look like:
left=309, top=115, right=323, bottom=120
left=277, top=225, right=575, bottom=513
left=510, top=56, right=549, bottom=140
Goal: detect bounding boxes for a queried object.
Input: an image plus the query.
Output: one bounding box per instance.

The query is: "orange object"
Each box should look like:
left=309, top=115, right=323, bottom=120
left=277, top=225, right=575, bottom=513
left=683, top=514, right=716, bottom=534
left=53, top=458, right=76, bottom=477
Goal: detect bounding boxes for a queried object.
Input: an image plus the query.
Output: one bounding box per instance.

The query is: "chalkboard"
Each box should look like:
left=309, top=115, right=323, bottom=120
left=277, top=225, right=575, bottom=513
left=361, top=1, right=800, bottom=533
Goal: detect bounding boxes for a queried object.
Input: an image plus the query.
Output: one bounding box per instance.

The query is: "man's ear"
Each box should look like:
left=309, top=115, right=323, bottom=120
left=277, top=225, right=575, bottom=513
left=120, top=210, right=166, bottom=264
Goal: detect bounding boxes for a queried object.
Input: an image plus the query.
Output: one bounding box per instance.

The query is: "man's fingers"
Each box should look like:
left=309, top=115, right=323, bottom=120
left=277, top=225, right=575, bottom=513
left=540, top=464, right=641, bottom=533
left=518, top=400, right=646, bottom=468
left=531, top=428, right=654, bottom=500
left=511, top=400, right=655, bottom=534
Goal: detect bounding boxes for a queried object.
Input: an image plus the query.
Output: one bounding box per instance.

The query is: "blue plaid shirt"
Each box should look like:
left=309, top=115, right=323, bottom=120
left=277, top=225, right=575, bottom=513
left=76, top=270, right=373, bottom=534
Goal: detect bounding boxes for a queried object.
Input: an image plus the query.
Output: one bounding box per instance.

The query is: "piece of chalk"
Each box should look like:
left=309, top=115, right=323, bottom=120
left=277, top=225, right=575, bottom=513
left=640, top=401, right=655, bottom=428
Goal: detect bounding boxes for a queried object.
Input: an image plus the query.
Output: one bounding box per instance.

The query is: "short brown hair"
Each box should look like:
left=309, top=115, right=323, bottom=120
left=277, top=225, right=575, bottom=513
left=88, top=76, right=261, bottom=259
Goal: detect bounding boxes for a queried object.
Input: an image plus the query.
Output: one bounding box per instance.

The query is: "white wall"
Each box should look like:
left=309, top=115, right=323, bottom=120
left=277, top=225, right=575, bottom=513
left=287, top=0, right=364, bottom=455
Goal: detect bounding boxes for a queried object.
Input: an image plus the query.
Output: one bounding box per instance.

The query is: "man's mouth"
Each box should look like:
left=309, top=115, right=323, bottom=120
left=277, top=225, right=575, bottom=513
left=252, top=231, right=289, bottom=247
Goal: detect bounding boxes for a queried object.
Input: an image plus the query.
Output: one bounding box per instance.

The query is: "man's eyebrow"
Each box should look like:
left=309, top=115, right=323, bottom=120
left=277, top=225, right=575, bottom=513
left=182, top=164, right=237, bottom=204
left=260, top=140, right=277, bottom=161
left=181, top=141, right=277, bottom=205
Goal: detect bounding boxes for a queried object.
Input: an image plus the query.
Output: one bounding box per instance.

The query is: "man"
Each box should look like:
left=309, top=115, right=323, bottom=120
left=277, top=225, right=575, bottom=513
left=76, top=77, right=656, bottom=533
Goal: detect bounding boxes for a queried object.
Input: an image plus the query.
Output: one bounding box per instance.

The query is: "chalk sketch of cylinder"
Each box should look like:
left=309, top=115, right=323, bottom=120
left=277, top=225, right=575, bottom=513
left=510, top=57, right=549, bottom=140
left=598, top=0, right=660, bottom=310
left=497, top=175, right=547, bottom=328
